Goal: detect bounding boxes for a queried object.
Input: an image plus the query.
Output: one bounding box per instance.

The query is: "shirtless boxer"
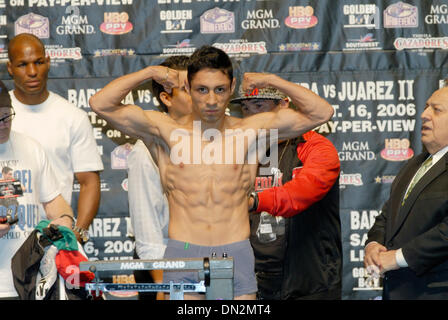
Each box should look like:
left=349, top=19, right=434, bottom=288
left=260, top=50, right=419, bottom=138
left=89, top=46, right=334, bottom=299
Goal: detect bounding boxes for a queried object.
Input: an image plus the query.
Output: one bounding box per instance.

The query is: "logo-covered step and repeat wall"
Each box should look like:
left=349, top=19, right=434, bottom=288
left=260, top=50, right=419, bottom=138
left=1, top=0, right=448, bottom=299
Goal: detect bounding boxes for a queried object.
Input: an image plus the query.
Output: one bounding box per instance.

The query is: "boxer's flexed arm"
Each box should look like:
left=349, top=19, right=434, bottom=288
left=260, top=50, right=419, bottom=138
left=89, top=66, right=181, bottom=142
left=241, top=72, right=334, bottom=139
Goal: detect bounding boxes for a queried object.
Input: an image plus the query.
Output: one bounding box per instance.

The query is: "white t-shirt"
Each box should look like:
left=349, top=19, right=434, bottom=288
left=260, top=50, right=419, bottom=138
left=0, top=131, right=61, bottom=298
left=127, top=140, right=169, bottom=260
left=10, top=91, right=104, bottom=205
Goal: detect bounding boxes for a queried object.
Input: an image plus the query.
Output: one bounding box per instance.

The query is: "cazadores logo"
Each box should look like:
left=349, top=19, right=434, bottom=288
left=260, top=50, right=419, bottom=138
left=339, top=172, right=363, bottom=188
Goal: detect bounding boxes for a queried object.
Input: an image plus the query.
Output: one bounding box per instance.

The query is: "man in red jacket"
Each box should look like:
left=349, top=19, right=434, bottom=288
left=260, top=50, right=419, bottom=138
left=231, top=78, right=342, bottom=299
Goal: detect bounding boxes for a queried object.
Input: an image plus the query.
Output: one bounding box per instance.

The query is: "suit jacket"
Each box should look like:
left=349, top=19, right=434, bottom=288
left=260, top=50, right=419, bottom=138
left=367, top=151, right=448, bottom=299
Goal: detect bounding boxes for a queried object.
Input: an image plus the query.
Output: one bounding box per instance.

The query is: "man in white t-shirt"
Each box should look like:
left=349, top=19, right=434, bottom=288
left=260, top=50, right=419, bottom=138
left=0, top=80, right=75, bottom=299
left=6, top=33, right=103, bottom=244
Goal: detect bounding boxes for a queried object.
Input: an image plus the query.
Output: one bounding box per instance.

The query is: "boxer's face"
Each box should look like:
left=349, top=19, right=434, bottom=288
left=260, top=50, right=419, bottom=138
left=421, top=87, right=448, bottom=154
left=187, top=68, right=235, bottom=123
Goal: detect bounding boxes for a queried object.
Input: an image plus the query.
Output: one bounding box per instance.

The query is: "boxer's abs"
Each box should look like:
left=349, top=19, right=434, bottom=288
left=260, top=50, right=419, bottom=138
left=162, top=162, right=253, bottom=246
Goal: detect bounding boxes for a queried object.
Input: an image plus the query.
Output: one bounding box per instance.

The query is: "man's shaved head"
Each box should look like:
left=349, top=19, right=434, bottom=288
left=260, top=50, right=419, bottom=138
left=7, top=33, right=50, bottom=105
left=8, top=33, right=45, bottom=62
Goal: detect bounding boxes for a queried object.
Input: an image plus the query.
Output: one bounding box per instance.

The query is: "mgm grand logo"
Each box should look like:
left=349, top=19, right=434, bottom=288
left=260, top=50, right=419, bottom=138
left=120, top=260, right=187, bottom=270
left=120, top=262, right=145, bottom=270
left=338, top=141, right=375, bottom=161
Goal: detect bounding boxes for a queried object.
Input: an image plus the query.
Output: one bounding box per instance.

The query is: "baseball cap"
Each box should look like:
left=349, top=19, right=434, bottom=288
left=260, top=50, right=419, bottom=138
left=230, top=85, right=287, bottom=105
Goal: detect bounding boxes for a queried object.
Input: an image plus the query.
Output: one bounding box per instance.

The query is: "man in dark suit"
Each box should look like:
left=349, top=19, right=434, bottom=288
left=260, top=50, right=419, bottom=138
left=365, top=86, right=448, bottom=299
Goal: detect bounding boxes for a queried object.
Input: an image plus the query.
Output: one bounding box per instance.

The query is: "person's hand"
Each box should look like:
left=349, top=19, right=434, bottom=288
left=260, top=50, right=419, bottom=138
left=72, top=230, right=82, bottom=243
left=378, top=250, right=399, bottom=274
left=149, top=66, right=180, bottom=94
left=49, top=216, right=82, bottom=242
left=248, top=196, right=255, bottom=212
left=49, top=215, right=74, bottom=229
left=364, top=242, right=387, bottom=269
left=241, top=72, right=274, bottom=93
left=0, top=222, right=11, bottom=238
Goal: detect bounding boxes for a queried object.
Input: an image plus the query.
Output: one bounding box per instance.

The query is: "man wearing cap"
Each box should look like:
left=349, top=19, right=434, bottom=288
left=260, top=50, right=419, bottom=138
left=0, top=80, right=75, bottom=299
left=231, top=75, right=342, bottom=300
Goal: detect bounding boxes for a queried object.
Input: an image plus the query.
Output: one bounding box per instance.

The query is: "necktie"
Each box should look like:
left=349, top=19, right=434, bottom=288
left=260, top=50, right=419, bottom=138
left=402, top=156, right=433, bottom=206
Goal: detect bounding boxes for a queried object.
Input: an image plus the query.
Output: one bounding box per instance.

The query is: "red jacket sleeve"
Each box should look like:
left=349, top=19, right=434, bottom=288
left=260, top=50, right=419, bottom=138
left=257, top=131, right=340, bottom=218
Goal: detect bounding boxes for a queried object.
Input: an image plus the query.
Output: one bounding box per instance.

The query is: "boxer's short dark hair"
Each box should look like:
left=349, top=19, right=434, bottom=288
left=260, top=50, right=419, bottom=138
left=187, top=45, right=233, bottom=84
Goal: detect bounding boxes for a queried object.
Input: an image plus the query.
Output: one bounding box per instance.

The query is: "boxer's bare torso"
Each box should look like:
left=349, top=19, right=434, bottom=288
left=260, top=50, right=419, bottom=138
left=146, top=115, right=258, bottom=246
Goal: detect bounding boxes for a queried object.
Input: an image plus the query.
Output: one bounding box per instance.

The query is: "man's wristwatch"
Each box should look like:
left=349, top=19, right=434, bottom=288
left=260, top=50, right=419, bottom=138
left=73, top=225, right=89, bottom=243
left=249, top=192, right=259, bottom=212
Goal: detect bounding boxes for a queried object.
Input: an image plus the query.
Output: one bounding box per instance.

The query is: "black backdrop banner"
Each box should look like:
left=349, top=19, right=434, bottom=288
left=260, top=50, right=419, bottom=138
left=1, top=0, right=448, bottom=300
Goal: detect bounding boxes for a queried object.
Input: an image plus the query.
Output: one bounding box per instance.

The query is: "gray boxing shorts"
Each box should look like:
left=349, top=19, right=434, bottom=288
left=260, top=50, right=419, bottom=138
left=163, top=239, right=257, bottom=298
